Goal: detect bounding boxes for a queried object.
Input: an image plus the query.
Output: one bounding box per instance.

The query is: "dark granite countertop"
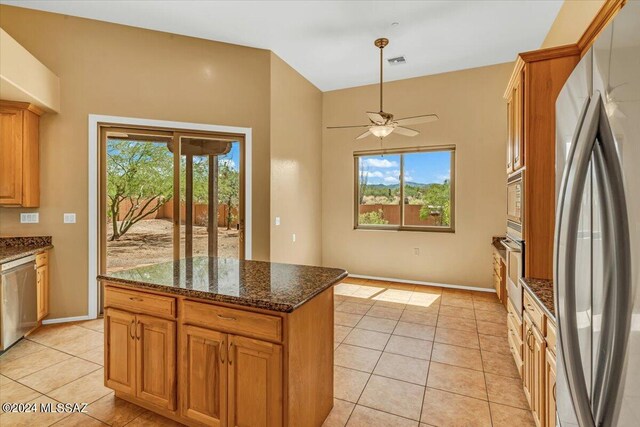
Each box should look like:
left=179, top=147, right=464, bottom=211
left=0, top=236, right=53, bottom=264
left=521, top=277, right=555, bottom=321
left=98, top=257, right=348, bottom=313
left=491, top=236, right=506, bottom=260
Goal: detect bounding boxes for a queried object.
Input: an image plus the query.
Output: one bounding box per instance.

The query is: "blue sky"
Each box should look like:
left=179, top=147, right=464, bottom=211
left=360, top=151, right=451, bottom=185
left=220, top=142, right=240, bottom=171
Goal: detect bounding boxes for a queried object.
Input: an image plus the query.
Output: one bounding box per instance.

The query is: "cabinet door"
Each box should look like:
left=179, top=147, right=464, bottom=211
left=507, top=96, right=514, bottom=173
left=36, top=264, right=49, bottom=321
left=105, top=308, right=136, bottom=395
left=228, top=335, right=283, bottom=427
left=135, top=314, right=176, bottom=410
left=0, top=107, right=23, bottom=205
left=523, top=314, right=534, bottom=406
left=545, top=348, right=557, bottom=427
left=532, top=325, right=546, bottom=427
left=180, top=325, right=227, bottom=427
left=513, top=70, right=525, bottom=171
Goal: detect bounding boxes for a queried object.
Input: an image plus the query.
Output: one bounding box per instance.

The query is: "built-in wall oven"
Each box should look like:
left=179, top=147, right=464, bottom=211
left=505, top=170, right=524, bottom=318
left=506, top=170, right=523, bottom=240
left=503, top=238, right=523, bottom=318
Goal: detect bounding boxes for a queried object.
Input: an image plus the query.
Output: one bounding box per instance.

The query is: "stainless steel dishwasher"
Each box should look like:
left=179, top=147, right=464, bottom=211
left=0, top=255, right=38, bottom=352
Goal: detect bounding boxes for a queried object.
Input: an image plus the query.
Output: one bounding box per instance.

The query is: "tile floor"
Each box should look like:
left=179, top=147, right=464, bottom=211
left=0, top=278, right=534, bottom=427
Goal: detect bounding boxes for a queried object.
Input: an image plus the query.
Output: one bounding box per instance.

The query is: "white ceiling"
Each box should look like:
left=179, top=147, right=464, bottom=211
left=2, top=0, right=563, bottom=91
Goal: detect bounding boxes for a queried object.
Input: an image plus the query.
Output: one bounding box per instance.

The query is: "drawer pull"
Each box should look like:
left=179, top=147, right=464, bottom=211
left=129, top=297, right=144, bottom=302
left=129, top=319, right=135, bottom=339
left=217, top=314, right=237, bottom=321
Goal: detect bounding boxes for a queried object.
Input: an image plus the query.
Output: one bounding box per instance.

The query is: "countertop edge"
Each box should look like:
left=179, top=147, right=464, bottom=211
left=520, top=278, right=556, bottom=322
left=98, top=269, right=349, bottom=313
left=0, top=245, right=53, bottom=264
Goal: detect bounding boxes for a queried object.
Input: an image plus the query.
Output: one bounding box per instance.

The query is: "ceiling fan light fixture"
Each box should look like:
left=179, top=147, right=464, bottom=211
left=370, top=125, right=395, bottom=138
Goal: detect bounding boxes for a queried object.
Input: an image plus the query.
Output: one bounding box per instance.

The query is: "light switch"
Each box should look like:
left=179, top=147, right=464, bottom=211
left=20, top=213, right=39, bottom=224
left=64, top=213, right=76, bottom=224
left=292, top=233, right=296, bottom=242
left=275, top=217, right=281, bottom=226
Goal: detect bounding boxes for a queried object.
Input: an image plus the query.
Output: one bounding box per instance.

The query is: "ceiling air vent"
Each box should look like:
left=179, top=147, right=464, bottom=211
left=387, top=55, right=406, bottom=65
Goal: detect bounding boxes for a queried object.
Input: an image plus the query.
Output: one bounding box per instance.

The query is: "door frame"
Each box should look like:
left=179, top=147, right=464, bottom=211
left=88, top=114, right=252, bottom=320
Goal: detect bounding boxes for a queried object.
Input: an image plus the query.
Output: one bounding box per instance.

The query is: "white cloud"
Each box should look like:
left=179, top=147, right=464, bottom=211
left=362, top=171, right=383, bottom=178
left=364, top=158, right=398, bottom=168
left=384, top=176, right=399, bottom=184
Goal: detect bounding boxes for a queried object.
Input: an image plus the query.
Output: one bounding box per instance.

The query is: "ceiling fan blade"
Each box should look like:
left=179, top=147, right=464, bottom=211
left=326, top=124, right=370, bottom=129
left=366, top=112, right=386, bottom=124
left=394, top=127, right=420, bottom=137
left=356, top=130, right=372, bottom=140
left=395, top=114, right=439, bottom=126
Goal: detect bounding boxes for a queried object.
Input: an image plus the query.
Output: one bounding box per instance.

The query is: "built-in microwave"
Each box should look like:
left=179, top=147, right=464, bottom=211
left=506, top=170, right=523, bottom=241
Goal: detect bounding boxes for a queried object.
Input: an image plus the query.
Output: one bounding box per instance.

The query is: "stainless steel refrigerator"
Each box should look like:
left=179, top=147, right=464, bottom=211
left=554, top=2, right=640, bottom=426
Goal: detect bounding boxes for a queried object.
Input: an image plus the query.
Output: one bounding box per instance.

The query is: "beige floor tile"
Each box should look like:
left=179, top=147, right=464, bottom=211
left=426, top=362, right=487, bottom=400
left=478, top=334, right=511, bottom=355
left=438, top=305, right=475, bottom=320
left=367, top=306, right=403, bottom=320
left=335, top=312, right=364, bottom=328
left=75, top=319, right=105, bottom=333
left=334, top=283, right=362, bottom=296
left=347, top=405, right=418, bottom=427
left=322, top=399, right=355, bottom=427
left=472, top=291, right=500, bottom=302
left=384, top=336, right=432, bottom=360
left=355, top=316, right=397, bottom=334
left=87, top=392, right=147, bottom=426
left=337, top=302, right=372, bottom=315
left=342, top=295, right=376, bottom=306
left=126, top=411, right=182, bottom=426
left=473, top=299, right=505, bottom=312
left=431, top=342, right=483, bottom=371
left=0, top=346, right=71, bottom=380
left=474, top=309, right=507, bottom=324
left=420, top=387, right=492, bottom=427
left=485, top=373, right=529, bottom=409
left=373, top=300, right=407, bottom=310
left=351, top=285, right=385, bottom=299
left=335, top=326, right=353, bottom=343
left=412, top=285, right=442, bottom=294
left=399, top=311, right=438, bottom=327
left=359, top=375, right=425, bottom=421
left=0, top=395, right=69, bottom=427
left=76, top=347, right=104, bottom=366
left=373, top=353, right=429, bottom=385
left=373, top=289, right=413, bottom=303
left=51, top=413, right=108, bottom=426
left=393, top=322, right=435, bottom=341
left=440, top=297, right=474, bottom=309
left=442, top=288, right=473, bottom=298
left=481, top=350, right=521, bottom=379
left=434, top=327, right=479, bottom=349
left=343, top=329, right=390, bottom=351
left=18, top=357, right=101, bottom=394
left=489, top=402, right=536, bottom=427
left=476, top=320, right=508, bottom=337
left=28, top=325, right=104, bottom=357
left=436, top=315, right=476, bottom=332
left=48, top=369, right=111, bottom=405
left=334, top=342, right=341, bottom=350
left=334, top=366, right=370, bottom=403
left=384, top=282, right=417, bottom=291
left=0, top=339, right=49, bottom=363
left=343, top=277, right=370, bottom=285
left=334, top=344, right=381, bottom=373
left=404, top=301, right=439, bottom=313
left=0, top=375, right=41, bottom=404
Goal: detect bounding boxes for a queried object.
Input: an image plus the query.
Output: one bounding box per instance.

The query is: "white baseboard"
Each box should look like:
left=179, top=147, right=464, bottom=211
left=42, top=315, right=95, bottom=325
left=347, top=274, right=496, bottom=293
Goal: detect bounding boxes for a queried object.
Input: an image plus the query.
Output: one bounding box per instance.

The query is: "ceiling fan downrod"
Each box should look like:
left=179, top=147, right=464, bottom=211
left=374, top=38, right=389, bottom=113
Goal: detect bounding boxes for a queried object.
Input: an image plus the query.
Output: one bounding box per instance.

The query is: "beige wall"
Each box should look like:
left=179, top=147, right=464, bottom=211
left=270, top=54, right=323, bottom=265
left=321, top=63, right=512, bottom=288
left=541, top=0, right=606, bottom=48
left=0, top=5, right=273, bottom=318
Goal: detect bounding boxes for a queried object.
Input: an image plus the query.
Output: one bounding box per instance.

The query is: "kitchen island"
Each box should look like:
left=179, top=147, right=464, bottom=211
left=98, top=257, right=347, bottom=427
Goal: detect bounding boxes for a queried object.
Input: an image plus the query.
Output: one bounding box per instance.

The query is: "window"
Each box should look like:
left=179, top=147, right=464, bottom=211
left=354, top=146, right=455, bottom=232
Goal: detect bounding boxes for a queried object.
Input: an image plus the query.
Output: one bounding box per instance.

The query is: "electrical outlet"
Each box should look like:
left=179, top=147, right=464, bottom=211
left=292, top=233, right=296, bottom=242
left=414, top=248, right=420, bottom=256
left=64, top=213, right=76, bottom=224
left=275, top=217, right=281, bottom=226
left=20, top=213, right=39, bottom=224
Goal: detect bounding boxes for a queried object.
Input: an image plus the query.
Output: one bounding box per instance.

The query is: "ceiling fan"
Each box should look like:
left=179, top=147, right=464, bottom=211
left=327, top=38, right=438, bottom=140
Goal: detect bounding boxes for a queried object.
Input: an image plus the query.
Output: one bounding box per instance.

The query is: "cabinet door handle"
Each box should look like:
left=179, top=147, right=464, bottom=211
left=220, top=340, right=225, bottom=364
left=129, top=319, right=135, bottom=339
left=136, top=321, right=141, bottom=340
left=229, top=341, right=233, bottom=365
left=129, top=297, right=143, bottom=302
left=553, top=383, right=557, bottom=401
left=217, top=314, right=236, bottom=321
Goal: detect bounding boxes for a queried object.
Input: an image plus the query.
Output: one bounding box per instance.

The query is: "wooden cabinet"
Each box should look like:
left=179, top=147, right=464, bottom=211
left=104, top=307, right=176, bottom=411
left=523, top=313, right=534, bottom=405
left=493, top=251, right=507, bottom=306
left=523, top=311, right=547, bottom=427
left=545, top=348, right=557, bottom=427
left=180, top=325, right=227, bottom=426
left=506, top=71, right=524, bottom=173
left=0, top=101, right=42, bottom=207
left=228, top=335, right=283, bottom=427
left=35, top=251, right=49, bottom=321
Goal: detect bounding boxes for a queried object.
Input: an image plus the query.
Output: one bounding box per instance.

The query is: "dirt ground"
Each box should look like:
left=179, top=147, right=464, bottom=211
left=106, top=219, right=239, bottom=272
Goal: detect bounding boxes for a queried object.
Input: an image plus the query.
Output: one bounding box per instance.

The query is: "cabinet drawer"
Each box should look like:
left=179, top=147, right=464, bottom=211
left=508, top=321, right=523, bottom=372
left=36, top=251, right=48, bottom=267
left=546, top=318, right=557, bottom=354
left=182, top=300, right=282, bottom=342
left=524, top=292, right=545, bottom=333
left=104, top=286, right=176, bottom=319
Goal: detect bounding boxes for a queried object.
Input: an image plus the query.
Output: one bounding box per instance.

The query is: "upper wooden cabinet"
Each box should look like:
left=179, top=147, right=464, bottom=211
left=0, top=100, right=42, bottom=207
left=504, top=45, right=581, bottom=280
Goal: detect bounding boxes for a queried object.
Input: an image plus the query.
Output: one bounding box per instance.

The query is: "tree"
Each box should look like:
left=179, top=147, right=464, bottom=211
left=107, top=140, right=173, bottom=240
left=358, top=160, right=370, bottom=204
left=359, top=209, right=388, bottom=225
left=419, top=180, right=451, bottom=226
left=218, top=156, right=239, bottom=230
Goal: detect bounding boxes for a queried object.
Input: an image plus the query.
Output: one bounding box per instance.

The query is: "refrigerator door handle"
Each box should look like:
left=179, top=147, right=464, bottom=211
left=591, top=93, right=632, bottom=427
left=555, top=94, right=600, bottom=427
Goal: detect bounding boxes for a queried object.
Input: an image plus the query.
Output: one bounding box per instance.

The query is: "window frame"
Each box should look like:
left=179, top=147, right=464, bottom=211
left=353, top=145, right=456, bottom=233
